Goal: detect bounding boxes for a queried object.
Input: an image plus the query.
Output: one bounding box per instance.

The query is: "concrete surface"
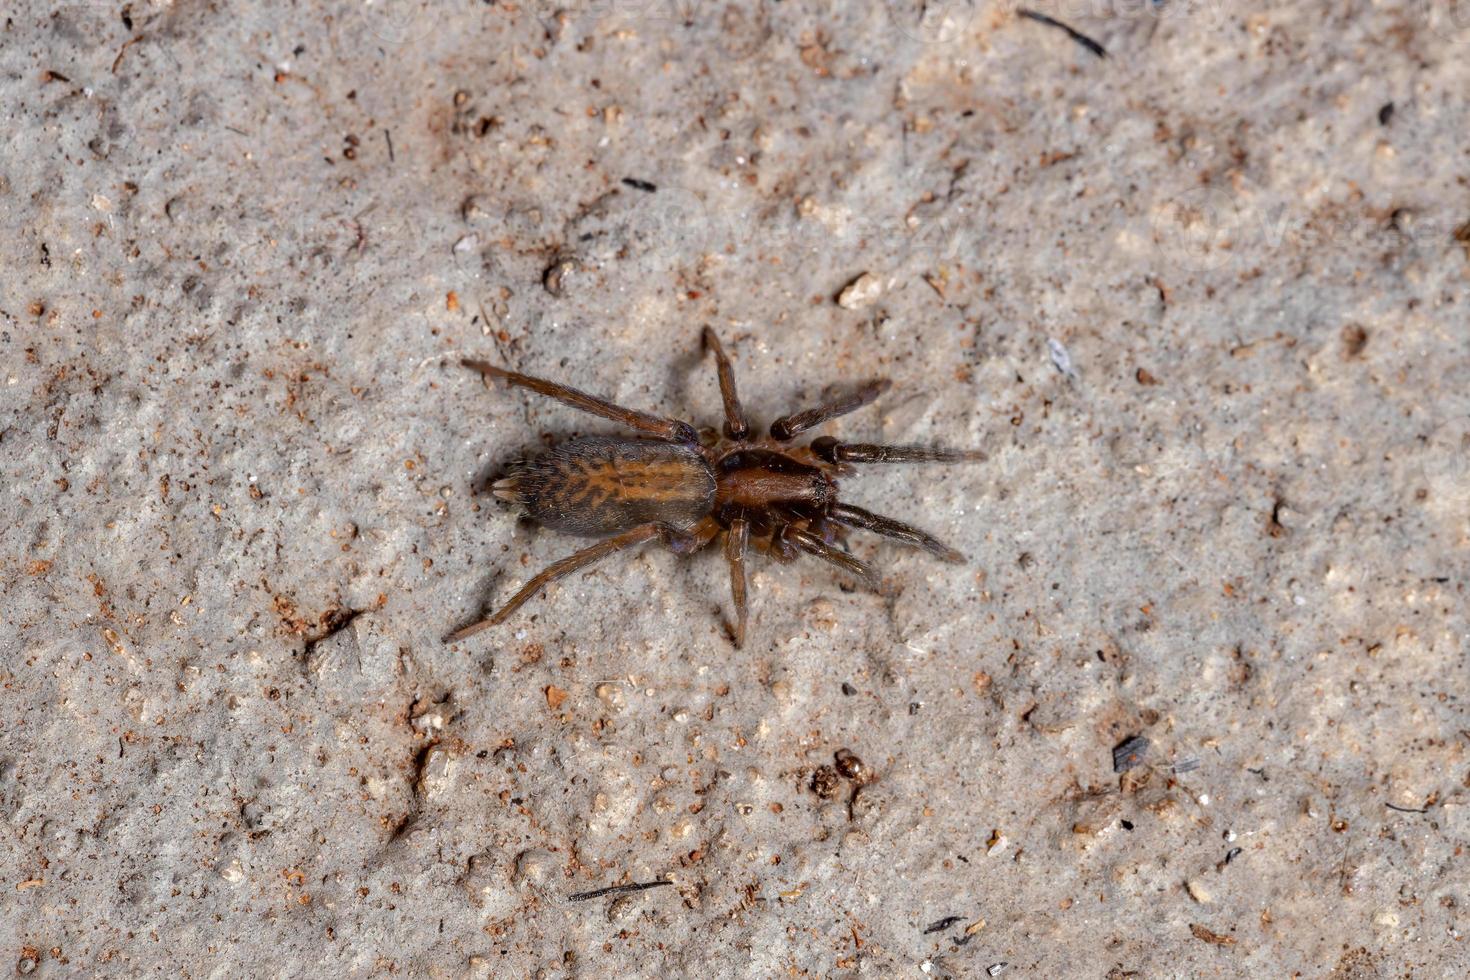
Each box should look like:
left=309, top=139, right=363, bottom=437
left=3, top=0, right=1468, bottom=976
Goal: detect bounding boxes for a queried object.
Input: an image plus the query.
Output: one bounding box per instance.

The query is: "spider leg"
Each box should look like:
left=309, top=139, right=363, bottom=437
left=810, top=437, right=986, bottom=464
left=760, top=522, right=798, bottom=563
left=781, top=525, right=878, bottom=589
left=769, top=378, right=891, bottom=441
left=462, top=359, right=697, bottom=444
left=445, top=522, right=703, bottom=642
left=701, top=326, right=749, bottom=440
left=807, top=514, right=845, bottom=547
left=827, top=502, right=965, bottom=563
left=724, top=518, right=750, bottom=648
left=666, top=516, right=722, bottom=555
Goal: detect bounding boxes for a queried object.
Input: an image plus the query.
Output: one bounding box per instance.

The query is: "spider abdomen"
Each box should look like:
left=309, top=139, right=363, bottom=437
left=495, top=437, right=716, bottom=537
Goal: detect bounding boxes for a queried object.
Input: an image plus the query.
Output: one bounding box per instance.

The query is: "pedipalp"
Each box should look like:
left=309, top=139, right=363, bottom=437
left=826, top=502, right=965, bottom=563
left=781, top=525, right=878, bottom=589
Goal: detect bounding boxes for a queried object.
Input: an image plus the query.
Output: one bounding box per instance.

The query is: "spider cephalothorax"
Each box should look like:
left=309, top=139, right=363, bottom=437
left=446, top=327, right=983, bottom=648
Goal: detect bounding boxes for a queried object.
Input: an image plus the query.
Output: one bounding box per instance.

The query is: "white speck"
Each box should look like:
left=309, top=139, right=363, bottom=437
left=1199, top=794, right=1211, bottom=806
left=454, top=233, right=479, bottom=254
left=921, top=961, right=933, bottom=975
left=1047, top=338, right=1078, bottom=380
left=988, top=963, right=1009, bottom=977
left=1293, top=595, right=1306, bottom=606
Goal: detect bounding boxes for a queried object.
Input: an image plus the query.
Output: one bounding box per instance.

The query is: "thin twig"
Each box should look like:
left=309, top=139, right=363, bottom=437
left=1018, top=9, right=1108, bottom=59
left=568, top=879, right=673, bottom=902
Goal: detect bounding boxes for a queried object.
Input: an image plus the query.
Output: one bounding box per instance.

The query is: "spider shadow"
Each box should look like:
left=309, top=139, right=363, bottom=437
left=665, top=338, right=717, bottom=430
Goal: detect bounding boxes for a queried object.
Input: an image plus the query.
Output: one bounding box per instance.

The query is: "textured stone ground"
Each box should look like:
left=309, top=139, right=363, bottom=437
left=3, top=0, right=1468, bottom=976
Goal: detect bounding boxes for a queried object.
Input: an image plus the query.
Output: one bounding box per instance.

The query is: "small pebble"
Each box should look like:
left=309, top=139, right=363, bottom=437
left=834, top=748, right=869, bottom=783
left=513, top=849, right=554, bottom=887
left=412, top=709, right=444, bottom=731
left=836, top=272, right=882, bottom=309
left=543, top=257, right=578, bottom=297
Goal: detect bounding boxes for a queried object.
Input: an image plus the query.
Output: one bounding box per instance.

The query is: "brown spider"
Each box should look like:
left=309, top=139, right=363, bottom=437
left=445, top=327, right=984, bottom=648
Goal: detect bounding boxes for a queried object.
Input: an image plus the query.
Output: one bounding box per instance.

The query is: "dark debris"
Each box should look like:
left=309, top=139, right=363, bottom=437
left=1018, top=8, right=1107, bottom=59
left=923, top=916, right=963, bottom=935
left=1112, top=735, right=1150, bottom=773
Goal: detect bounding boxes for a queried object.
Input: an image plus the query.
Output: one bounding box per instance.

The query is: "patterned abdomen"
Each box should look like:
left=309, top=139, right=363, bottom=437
left=495, top=438, right=717, bottom=537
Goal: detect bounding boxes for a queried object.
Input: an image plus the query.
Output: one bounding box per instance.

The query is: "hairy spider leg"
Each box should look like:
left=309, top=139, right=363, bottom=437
left=701, top=326, right=749, bottom=440
left=809, top=436, right=987, bottom=465
left=826, top=502, right=965, bottom=563
left=444, top=520, right=718, bottom=641
left=769, top=378, right=892, bottom=441
left=780, top=525, right=878, bottom=588
left=462, top=360, right=698, bottom=444
left=723, top=517, right=750, bottom=648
